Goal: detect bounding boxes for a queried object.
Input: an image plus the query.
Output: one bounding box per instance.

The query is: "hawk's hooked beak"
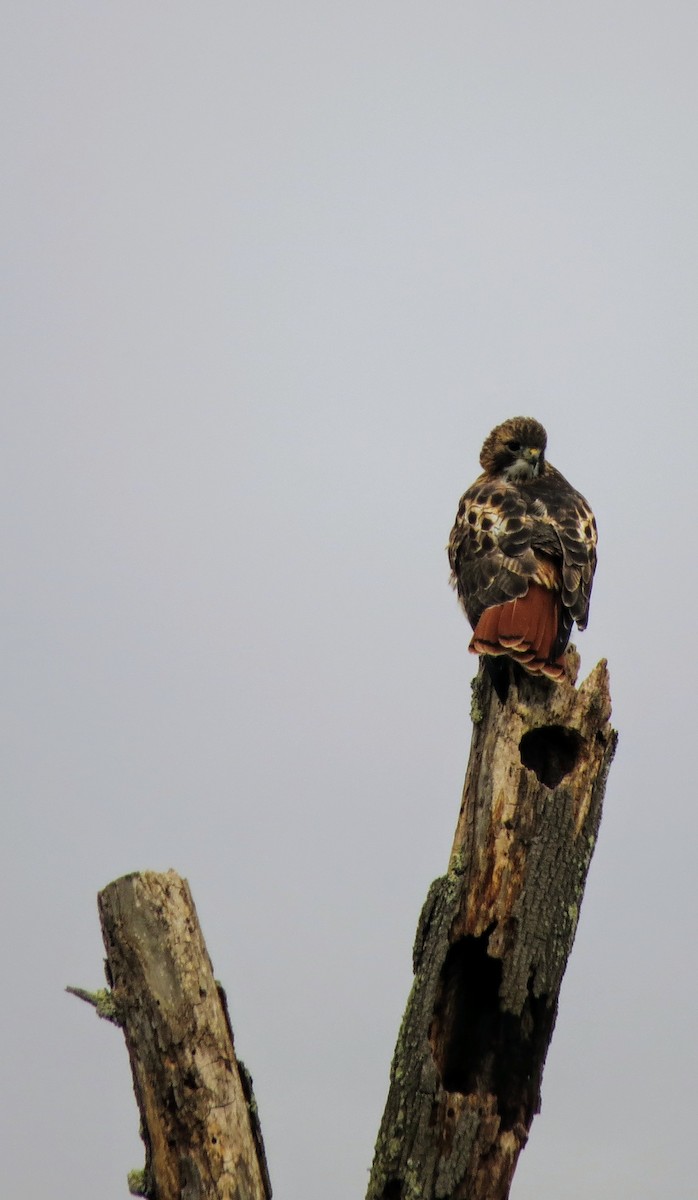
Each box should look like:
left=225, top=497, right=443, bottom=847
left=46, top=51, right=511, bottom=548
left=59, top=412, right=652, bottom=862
left=503, top=444, right=542, bottom=482
left=523, top=446, right=541, bottom=474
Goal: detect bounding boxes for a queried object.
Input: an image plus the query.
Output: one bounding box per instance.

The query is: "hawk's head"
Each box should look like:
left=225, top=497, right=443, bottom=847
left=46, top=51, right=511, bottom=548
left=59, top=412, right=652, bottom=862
left=479, top=416, right=547, bottom=481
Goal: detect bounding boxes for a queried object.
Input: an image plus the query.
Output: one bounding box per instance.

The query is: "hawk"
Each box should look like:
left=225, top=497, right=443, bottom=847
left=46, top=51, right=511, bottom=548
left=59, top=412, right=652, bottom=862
left=448, top=416, right=597, bottom=691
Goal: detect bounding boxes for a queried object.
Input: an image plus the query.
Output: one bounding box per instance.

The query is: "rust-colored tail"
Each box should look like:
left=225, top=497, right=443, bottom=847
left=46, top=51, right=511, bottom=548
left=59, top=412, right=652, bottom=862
left=469, top=584, right=566, bottom=681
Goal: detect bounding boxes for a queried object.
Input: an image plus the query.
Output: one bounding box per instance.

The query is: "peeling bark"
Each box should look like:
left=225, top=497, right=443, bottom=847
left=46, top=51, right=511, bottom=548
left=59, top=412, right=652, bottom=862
left=97, top=870, right=271, bottom=1200
left=366, top=651, right=617, bottom=1200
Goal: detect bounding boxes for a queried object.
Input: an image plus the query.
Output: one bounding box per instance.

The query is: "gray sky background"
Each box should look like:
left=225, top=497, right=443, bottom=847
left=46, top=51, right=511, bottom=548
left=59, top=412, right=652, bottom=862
left=3, top=4, right=697, bottom=1197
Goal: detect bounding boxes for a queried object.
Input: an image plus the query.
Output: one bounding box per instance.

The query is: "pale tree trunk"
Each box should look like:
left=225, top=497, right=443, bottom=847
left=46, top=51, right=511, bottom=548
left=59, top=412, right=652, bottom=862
left=69, top=650, right=615, bottom=1200
left=84, top=871, right=271, bottom=1200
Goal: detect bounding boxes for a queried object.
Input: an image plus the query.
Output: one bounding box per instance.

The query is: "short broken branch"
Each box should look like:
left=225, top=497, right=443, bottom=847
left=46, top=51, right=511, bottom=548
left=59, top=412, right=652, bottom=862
left=65, top=985, right=122, bottom=1024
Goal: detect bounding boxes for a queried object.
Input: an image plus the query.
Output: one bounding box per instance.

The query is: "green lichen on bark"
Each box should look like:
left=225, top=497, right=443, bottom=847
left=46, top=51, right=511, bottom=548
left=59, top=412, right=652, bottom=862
left=127, top=1167, right=150, bottom=1197
left=65, top=985, right=122, bottom=1025
left=470, top=674, right=486, bottom=723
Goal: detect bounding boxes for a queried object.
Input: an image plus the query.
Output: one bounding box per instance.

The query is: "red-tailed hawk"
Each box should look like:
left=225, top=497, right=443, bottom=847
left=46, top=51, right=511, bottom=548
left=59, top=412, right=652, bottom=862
left=448, top=417, right=597, bottom=690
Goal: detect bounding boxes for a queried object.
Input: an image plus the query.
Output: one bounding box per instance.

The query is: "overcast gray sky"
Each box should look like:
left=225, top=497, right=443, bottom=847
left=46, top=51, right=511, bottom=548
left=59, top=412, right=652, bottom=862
left=3, top=4, right=697, bottom=1197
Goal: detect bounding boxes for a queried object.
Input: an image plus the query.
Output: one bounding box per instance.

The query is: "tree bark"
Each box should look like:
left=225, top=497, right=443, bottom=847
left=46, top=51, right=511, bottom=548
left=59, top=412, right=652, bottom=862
left=366, top=651, right=617, bottom=1200
left=96, top=870, right=271, bottom=1200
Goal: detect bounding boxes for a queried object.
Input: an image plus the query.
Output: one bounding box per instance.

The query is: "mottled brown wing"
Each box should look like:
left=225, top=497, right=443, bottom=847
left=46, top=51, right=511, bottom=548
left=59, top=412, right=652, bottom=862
left=448, top=475, right=542, bottom=626
left=541, top=465, right=597, bottom=630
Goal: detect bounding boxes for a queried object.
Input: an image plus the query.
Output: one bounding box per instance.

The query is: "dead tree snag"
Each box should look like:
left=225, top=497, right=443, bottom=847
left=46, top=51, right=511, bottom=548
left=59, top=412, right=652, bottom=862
left=366, top=651, right=617, bottom=1200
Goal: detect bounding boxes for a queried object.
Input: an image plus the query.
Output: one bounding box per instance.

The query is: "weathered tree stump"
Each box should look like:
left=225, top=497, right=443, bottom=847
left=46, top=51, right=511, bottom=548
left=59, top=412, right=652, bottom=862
left=94, top=871, right=271, bottom=1200
left=366, top=651, right=617, bottom=1200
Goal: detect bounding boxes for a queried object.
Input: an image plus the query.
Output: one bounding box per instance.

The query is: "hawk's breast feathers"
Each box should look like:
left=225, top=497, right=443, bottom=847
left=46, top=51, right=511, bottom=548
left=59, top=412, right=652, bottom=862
left=449, top=417, right=597, bottom=681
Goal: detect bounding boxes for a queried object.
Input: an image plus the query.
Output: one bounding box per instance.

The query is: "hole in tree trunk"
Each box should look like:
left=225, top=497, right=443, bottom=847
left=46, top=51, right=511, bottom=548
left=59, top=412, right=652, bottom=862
left=519, top=725, right=584, bottom=788
left=429, top=932, right=555, bottom=1131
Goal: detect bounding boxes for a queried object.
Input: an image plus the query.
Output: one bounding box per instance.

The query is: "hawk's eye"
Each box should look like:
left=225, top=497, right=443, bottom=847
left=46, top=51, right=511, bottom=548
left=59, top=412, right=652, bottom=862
left=507, top=440, right=521, bottom=453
